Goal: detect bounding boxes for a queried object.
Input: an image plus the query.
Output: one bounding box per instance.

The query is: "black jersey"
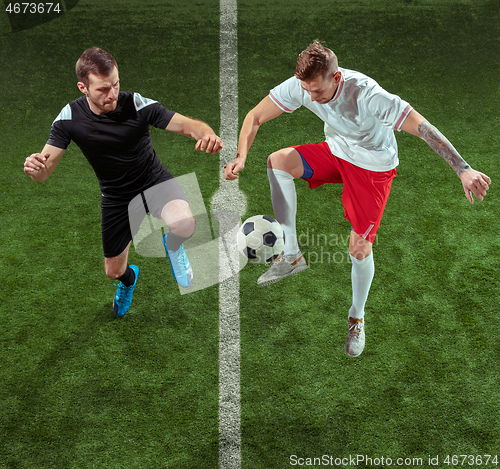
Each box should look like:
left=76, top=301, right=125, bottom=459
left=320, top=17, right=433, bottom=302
left=47, top=91, right=175, bottom=200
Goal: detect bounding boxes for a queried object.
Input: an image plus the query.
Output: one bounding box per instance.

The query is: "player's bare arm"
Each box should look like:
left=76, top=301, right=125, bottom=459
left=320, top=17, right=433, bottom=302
left=224, top=96, right=284, bottom=180
left=401, top=109, right=491, bottom=203
left=165, top=113, right=223, bottom=154
left=24, top=144, right=66, bottom=182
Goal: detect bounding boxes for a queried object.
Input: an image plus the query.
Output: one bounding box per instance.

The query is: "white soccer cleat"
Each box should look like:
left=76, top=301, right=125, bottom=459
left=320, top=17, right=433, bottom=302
left=257, top=251, right=308, bottom=286
left=345, top=317, right=365, bottom=357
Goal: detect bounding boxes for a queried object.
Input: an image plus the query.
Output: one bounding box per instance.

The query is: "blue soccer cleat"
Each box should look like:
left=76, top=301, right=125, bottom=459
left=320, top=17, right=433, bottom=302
left=163, top=232, right=193, bottom=287
left=113, top=265, right=140, bottom=317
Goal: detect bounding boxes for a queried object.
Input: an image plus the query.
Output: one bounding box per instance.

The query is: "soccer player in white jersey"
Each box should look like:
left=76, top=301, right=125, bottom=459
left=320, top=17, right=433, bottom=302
left=224, top=40, right=490, bottom=357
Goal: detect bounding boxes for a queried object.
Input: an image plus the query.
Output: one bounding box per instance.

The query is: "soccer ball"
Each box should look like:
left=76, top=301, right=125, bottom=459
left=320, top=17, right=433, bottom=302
left=237, top=215, right=285, bottom=264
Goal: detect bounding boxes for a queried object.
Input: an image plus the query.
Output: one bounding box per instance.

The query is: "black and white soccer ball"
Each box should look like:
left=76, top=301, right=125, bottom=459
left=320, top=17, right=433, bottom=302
left=237, top=215, right=285, bottom=265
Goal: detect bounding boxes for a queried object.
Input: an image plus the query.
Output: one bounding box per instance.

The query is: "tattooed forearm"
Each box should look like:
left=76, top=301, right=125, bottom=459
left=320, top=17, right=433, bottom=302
left=418, top=121, right=470, bottom=176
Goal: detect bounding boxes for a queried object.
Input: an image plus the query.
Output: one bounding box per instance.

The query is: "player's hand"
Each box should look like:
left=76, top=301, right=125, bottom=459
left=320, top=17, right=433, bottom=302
left=460, top=168, right=491, bottom=203
left=195, top=133, right=223, bottom=154
left=24, top=152, right=50, bottom=175
left=224, top=157, right=245, bottom=180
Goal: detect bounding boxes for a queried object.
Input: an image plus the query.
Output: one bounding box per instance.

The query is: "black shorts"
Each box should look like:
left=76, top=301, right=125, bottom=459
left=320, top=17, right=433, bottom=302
left=101, top=173, right=188, bottom=258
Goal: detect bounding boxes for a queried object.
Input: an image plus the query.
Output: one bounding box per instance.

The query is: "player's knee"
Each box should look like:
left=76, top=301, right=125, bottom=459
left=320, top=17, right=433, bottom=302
left=349, top=230, right=373, bottom=260
left=267, top=149, right=287, bottom=169
left=267, top=152, right=275, bottom=168
left=349, top=244, right=372, bottom=260
left=267, top=149, right=303, bottom=178
left=170, top=215, right=196, bottom=239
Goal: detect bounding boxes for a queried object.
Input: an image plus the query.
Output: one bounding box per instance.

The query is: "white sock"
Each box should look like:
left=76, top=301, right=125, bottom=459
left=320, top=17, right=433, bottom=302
left=349, top=252, right=374, bottom=320
left=267, top=168, right=299, bottom=255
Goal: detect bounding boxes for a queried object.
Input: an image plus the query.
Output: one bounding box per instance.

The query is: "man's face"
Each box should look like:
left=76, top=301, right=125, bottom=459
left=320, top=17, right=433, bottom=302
left=300, top=71, right=341, bottom=104
left=79, top=66, right=120, bottom=114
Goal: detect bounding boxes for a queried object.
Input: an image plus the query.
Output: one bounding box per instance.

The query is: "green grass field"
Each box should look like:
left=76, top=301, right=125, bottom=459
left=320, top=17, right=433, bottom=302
left=1, top=0, right=499, bottom=468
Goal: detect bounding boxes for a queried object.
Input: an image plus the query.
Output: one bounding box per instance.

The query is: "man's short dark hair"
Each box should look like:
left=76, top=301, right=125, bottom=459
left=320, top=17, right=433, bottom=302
left=76, top=47, right=117, bottom=88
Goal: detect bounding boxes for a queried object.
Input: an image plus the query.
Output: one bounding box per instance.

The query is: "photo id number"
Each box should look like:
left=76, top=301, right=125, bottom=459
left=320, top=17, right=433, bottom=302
left=5, top=3, right=61, bottom=14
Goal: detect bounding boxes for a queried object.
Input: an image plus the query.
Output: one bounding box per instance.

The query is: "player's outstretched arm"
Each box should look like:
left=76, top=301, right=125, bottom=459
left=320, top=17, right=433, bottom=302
left=165, top=114, right=223, bottom=154
left=23, top=144, right=66, bottom=182
left=224, top=96, right=284, bottom=181
left=401, top=109, right=491, bottom=204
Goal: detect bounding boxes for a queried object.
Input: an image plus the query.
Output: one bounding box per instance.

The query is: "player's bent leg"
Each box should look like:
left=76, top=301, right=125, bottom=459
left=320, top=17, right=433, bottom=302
left=161, top=199, right=194, bottom=288
left=345, top=231, right=373, bottom=357
left=258, top=148, right=308, bottom=286
left=105, top=242, right=140, bottom=317
left=267, top=149, right=303, bottom=253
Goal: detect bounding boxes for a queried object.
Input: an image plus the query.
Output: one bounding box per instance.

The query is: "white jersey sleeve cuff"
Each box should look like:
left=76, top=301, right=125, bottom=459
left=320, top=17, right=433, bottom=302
left=395, top=104, right=413, bottom=131
left=269, top=91, right=295, bottom=113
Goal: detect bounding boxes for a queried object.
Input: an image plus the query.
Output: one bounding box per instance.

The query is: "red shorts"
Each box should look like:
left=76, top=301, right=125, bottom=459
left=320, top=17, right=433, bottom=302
left=293, top=141, right=397, bottom=244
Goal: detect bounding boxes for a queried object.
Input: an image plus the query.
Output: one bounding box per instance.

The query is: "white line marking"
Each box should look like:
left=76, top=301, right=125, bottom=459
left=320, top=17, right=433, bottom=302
left=216, top=1, right=245, bottom=468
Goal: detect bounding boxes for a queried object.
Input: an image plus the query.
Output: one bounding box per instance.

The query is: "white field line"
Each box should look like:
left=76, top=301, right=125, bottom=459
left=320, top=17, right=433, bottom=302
left=217, top=1, right=245, bottom=468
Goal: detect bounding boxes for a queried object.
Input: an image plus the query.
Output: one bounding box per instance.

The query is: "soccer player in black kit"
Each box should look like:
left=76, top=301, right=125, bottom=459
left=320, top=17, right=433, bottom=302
left=23, top=48, right=223, bottom=317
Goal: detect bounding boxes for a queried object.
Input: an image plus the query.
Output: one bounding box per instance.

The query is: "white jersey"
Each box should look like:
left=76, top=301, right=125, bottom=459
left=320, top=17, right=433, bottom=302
left=269, top=67, right=412, bottom=172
